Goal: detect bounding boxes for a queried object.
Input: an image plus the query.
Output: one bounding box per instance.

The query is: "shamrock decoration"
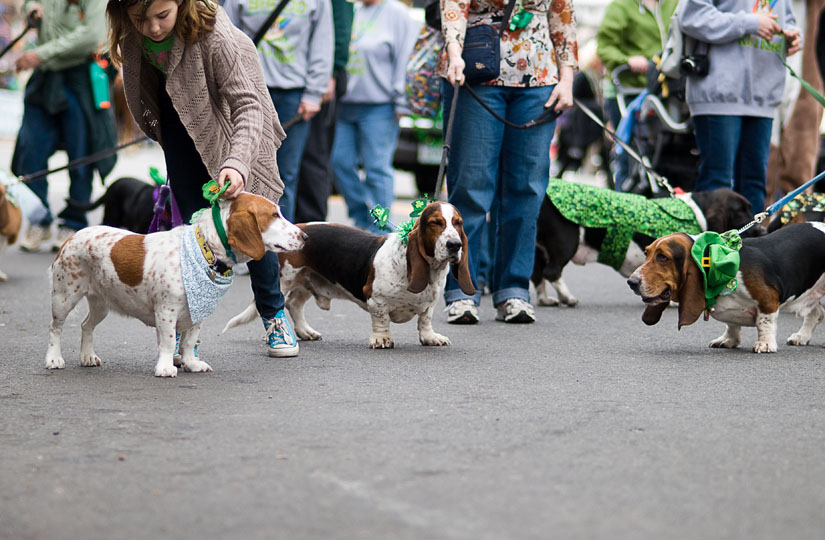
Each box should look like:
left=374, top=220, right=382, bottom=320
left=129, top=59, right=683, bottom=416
left=396, top=219, right=415, bottom=246
left=202, top=179, right=228, bottom=205
left=369, top=205, right=393, bottom=231
left=409, top=195, right=436, bottom=218
left=149, top=166, right=166, bottom=186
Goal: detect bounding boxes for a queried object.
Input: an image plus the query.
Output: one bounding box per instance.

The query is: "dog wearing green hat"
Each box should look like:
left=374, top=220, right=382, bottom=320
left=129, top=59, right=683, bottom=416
left=627, top=222, right=825, bottom=353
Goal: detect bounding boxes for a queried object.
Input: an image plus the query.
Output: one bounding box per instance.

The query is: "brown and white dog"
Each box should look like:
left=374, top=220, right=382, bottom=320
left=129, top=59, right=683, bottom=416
left=223, top=201, right=475, bottom=348
left=533, top=187, right=760, bottom=307
left=47, top=193, right=305, bottom=377
left=627, top=222, right=825, bottom=353
left=0, top=182, right=23, bottom=281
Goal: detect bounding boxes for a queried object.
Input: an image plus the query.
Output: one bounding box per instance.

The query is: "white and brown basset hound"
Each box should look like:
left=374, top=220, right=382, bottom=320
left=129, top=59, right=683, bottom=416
left=47, top=193, right=305, bottom=377
left=627, top=222, right=825, bottom=353
left=0, top=182, right=23, bottom=282
left=223, top=201, right=475, bottom=348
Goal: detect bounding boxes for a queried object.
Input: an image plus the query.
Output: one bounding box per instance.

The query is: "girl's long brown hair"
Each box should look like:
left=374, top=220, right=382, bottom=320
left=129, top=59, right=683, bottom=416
left=106, top=0, right=217, bottom=66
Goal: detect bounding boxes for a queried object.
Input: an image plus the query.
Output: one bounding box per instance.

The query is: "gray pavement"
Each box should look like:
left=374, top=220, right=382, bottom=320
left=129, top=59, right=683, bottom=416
left=2, top=236, right=825, bottom=539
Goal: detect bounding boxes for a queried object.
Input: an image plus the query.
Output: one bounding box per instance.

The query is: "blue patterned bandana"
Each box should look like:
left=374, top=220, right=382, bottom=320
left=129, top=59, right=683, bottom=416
left=180, top=226, right=234, bottom=324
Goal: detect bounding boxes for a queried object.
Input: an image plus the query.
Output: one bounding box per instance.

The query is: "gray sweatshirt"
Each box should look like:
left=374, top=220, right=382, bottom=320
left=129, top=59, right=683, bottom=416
left=224, top=0, right=334, bottom=105
left=679, top=0, right=799, bottom=117
left=341, top=0, right=420, bottom=110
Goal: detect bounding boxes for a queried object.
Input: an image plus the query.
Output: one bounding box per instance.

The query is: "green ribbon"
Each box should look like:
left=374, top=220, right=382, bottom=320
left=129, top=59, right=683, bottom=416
left=784, top=61, right=825, bottom=108
left=194, top=179, right=235, bottom=263
left=690, top=230, right=742, bottom=308
left=149, top=166, right=166, bottom=186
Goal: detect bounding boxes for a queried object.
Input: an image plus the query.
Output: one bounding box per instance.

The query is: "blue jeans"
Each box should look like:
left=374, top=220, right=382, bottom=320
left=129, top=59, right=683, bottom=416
left=331, top=102, right=400, bottom=232
left=442, top=81, right=556, bottom=307
left=692, top=114, right=772, bottom=213
left=16, top=83, right=91, bottom=230
left=268, top=88, right=312, bottom=222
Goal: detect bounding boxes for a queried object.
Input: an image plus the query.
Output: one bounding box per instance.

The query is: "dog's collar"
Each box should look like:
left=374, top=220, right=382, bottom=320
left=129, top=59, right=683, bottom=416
left=195, top=225, right=232, bottom=277
left=211, top=204, right=237, bottom=263
left=675, top=193, right=708, bottom=232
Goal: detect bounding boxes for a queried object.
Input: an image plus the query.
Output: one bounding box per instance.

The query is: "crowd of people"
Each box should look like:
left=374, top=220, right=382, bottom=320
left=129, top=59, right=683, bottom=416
left=2, top=0, right=814, bottom=359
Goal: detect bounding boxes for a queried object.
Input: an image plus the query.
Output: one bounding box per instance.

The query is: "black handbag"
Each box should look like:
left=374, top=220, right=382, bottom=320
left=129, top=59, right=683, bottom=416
left=461, top=0, right=517, bottom=84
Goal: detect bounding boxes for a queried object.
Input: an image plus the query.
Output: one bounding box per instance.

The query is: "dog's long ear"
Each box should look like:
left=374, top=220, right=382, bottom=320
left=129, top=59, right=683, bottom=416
left=406, top=226, right=431, bottom=293
left=227, top=210, right=266, bottom=260
left=0, top=187, right=9, bottom=230
left=452, top=223, right=475, bottom=296
left=677, top=253, right=706, bottom=329
left=642, top=302, right=668, bottom=326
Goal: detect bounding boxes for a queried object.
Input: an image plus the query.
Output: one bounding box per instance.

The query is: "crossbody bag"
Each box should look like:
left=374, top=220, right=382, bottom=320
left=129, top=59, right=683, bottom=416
left=461, top=0, right=518, bottom=83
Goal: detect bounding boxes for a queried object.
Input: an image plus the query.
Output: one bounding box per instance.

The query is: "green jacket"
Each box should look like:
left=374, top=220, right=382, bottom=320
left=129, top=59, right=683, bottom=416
left=596, top=0, right=676, bottom=89
left=331, top=0, right=354, bottom=74
left=25, top=0, right=107, bottom=72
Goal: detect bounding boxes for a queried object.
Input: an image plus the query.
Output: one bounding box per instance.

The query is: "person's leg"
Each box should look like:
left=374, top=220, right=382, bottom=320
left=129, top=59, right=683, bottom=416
left=357, top=103, right=400, bottom=213
left=331, top=103, right=374, bottom=230
left=692, top=114, right=741, bottom=193
left=733, top=116, right=772, bottom=213
left=247, top=252, right=297, bottom=357
left=269, top=88, right=312, bottom=222
left=442, top=81, right=505, bottom=307
left=15, top=101, right=59, bottom=226
left=492, top=85, right=555, bottom=313
left=295, top=93, right=340, bottom=222
left=55, top=85, right=92, bottom=231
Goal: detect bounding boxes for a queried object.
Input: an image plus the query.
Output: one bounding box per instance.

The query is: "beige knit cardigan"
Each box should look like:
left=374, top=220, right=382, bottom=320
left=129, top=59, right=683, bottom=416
left=120, top=8, right=286, bottom=202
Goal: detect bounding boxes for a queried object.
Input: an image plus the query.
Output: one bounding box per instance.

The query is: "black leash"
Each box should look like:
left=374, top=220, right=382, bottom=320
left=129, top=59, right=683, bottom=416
left=433, top=81, right=563, bottom=199
left=0, top=13, right=40, bottom=61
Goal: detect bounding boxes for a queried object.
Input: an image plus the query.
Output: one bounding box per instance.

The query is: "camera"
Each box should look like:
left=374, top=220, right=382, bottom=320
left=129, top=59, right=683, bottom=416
left=680, top=54, right=709, bottom=77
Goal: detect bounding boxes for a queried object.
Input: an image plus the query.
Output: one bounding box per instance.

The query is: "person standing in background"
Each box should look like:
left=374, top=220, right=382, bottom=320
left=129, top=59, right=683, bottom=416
left=12, top=0, right=117, bottom=252
left=225, top=0, right=334, bottom=221
left=294, top=0, right=354, bottom=223
left=331, top=0, right=419, bottom=232
left=679, top=0, right=801, bottom=213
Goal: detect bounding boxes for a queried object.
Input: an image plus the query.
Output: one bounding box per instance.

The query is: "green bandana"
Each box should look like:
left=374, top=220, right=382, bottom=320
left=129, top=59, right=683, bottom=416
left=690, top=230, right=741, bottom=308
left=546, top=179, right=702, bottom=270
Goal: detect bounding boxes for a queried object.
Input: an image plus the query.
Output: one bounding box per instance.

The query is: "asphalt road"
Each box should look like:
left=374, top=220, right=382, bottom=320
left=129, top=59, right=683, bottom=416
left=2, top=233, right=825, bottom=540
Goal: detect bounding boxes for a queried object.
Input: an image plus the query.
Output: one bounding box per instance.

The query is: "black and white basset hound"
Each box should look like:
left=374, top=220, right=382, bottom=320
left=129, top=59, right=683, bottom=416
left=627, top=222, right=825, bottom=353
left=223, top=201, right=475, bottom=348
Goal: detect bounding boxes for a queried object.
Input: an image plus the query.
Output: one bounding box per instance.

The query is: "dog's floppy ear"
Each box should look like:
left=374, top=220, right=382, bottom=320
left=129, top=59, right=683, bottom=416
left=642, top=302, right=668, bottom=326
left=676, top=251, right=706, bottom=329
left=227, top=210, right=266, bottom=260
left=406, top=226, right=430, bottom=293
left=452, top=222, right=475, bottom=296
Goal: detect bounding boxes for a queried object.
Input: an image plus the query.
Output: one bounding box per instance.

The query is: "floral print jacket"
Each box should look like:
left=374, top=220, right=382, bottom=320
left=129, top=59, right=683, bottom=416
left=439, top=0, right=578, bottom=87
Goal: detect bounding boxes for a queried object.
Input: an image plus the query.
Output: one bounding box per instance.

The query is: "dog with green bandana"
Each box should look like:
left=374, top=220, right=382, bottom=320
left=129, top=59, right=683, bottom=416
left=532, top=179, right=759, bottom=307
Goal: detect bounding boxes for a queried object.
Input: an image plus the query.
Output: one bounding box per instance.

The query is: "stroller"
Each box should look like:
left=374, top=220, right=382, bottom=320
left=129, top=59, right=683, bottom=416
left=610, top=64, right=699, bottom=196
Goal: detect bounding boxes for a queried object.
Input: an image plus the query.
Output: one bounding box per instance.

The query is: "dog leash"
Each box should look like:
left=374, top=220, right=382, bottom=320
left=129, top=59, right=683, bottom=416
left=736, top=169, right=825, bottom=235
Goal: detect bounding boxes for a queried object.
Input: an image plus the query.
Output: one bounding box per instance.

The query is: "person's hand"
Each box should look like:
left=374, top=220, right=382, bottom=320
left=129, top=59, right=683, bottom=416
left=627, top=55, right=649, bottom=73
left=297, top=100, right=321, bottom=121
left=321, top=78, right=336, bottom=104
left=15, top=50, right=41, bottom=72
left=785, top=28, right=802, bottom=55
left=757, top=12, right=780, bottom=40
left=445, top=42, right=465, bottom=86
left=26, top=3, right=43, bottom=24
left=545, top=66, right=575, bottom=112
left=217, top=168, right=245, bottom=199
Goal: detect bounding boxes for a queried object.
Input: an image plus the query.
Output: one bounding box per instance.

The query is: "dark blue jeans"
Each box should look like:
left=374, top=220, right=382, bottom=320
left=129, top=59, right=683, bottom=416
left=268, top=88, right=312, bottom=222
left=692, top=114, right=772, bottom=213
left=16, top=83, right=91, bottom=229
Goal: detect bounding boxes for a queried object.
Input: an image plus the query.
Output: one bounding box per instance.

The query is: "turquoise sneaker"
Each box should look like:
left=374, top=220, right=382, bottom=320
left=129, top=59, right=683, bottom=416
left=263, top=310, right=299, bottom=358
left=173, top=332, right=199, bottom=365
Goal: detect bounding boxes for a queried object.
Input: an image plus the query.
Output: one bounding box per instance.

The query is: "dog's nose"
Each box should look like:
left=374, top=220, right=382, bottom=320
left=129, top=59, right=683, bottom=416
left=446, top=239, right=462, bottom=253
left=627, top=276, right=640, bottom=293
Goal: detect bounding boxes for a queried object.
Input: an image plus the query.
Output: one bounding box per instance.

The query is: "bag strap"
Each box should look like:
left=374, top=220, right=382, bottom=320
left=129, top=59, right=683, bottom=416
left=499, top=0, right=519, bottom=37
left=252, top=0, right=293, bottom=46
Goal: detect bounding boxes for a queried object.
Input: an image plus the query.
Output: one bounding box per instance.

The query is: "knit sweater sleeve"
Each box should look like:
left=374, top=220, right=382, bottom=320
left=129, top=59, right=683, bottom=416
left=208, top=18, right=270, bottom=183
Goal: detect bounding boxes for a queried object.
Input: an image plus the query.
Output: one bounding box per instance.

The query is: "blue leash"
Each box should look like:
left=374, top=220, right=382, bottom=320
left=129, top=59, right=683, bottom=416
left=739, top=169, right=825, bottom=234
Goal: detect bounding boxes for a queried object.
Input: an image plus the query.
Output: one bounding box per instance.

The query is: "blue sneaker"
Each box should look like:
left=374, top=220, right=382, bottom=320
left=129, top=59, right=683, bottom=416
left=263, top=310, right=299, bottom=358
left=173, top=332, right=199, bottom=365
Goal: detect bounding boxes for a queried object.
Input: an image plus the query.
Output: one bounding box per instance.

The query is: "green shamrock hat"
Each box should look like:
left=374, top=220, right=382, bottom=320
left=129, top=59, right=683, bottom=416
left=690, top=230, right=742, bottom=307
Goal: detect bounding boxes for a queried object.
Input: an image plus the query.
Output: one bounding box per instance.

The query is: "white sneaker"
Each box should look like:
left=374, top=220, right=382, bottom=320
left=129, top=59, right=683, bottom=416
left=52, top=226, right=76, bottom=252
left=495, top=298, right=535, bottom=323
left=445, top=298, right=479, bottom=325
left=18, top=224, right=52, bottom=252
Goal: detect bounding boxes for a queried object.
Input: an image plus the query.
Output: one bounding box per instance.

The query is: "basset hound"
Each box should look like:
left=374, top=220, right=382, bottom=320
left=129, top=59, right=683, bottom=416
left=533, top=186, right=760, bottom=307
left=47, top=193, right=305, bottom=377
left=223, top=201, right=475, bottom=348
left=627, top=222, right=825, bottom=353
left=0, top=182, right=23, bottom=281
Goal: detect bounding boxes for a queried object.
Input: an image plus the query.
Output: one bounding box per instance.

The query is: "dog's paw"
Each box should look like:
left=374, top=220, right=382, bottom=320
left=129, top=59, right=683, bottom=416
left=562, top=296, right=579, bottom=308
left=0, top=269, right=8, bottom=282
left=154, top=364, right=178, bottom=378
left=45, top=354, right=65, bottom=370
left=709, top=336, right=739, bottom=349
left=753, top=340, right=777, bottom=354
left=295, top=325, right=322, bottom=341
left=786, top=333, right=810, bottom=346
left=80, top=353, right=101, bottom=367
left=537, top=295, right=560, bottom=307
left=369, top=335, right=394, bottom=349
left=182, top=360, right=213, bottom=373
left=420, top=332, right=451, bottom=346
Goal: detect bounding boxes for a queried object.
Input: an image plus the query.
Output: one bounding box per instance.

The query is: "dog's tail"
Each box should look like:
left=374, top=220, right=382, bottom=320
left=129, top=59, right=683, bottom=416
left=222, top=300, right=260, bottom=333
left=65, top=193, right=107, bottom=212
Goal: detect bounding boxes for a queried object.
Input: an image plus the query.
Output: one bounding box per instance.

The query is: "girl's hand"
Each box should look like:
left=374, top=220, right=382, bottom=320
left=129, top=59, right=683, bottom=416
left=785, top=28, right=802, bottom=55
left=446, top=42, right=465, bottom=86
left=218, top=168, right=245, bottom=199
left=545, top=66, right=575, bottom=112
